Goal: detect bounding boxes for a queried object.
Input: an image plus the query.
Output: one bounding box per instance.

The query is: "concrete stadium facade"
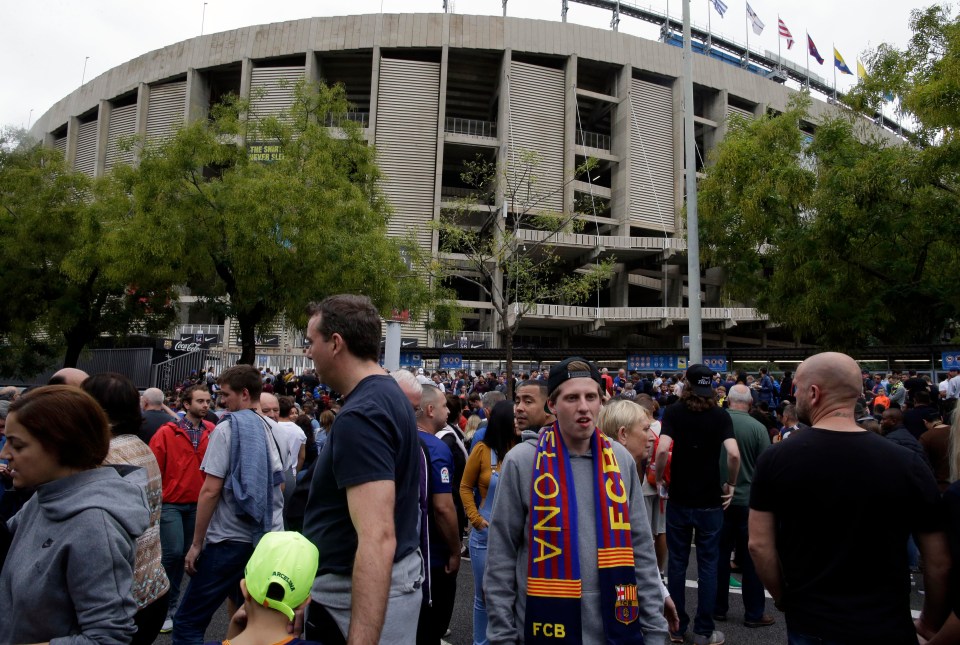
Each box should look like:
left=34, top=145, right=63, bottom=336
left=30, top=13, right=868, bottom=354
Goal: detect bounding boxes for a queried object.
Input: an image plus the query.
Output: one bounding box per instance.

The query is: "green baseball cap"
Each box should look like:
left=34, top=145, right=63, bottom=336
left=244, top=531, right=319, bottom=621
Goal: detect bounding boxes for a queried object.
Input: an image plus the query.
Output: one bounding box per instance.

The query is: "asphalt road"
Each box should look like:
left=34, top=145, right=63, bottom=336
left=155, top=546, right=926, bottom=644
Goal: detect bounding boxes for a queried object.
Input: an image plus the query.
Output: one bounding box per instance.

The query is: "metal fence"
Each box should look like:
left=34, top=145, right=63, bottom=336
left=576, top=130, right=612, bottom=150
left=205, top=350, right=314, bottom=374
left=324, top=111, right=370, bottom=128
left=5, top=347, right=154, bottom=389
left=444, top=117, right=497, bottom=138
left=149, top=350, right=210, bottom=393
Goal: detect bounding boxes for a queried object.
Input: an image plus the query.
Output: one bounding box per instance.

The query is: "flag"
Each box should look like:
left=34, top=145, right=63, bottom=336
left=807, top=33, right=824, bottom=65
left=713, top=0, right=728, bottom=17
left=746, top=3, right=764, bottom=35
left=834, top=47, right=853, bottom=75
left=857, top=59, right=867, bottom=79
left=778, top=18, right=794, bottom=50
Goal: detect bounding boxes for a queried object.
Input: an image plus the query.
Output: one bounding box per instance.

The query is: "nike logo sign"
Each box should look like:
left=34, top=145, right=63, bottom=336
left=443, top=342, right=456, bottom=348
left=204, top=336, right=218, bottom=343
left=402, top=341, right=416, bottom=347
left=471, top=343, right=485, bottom=349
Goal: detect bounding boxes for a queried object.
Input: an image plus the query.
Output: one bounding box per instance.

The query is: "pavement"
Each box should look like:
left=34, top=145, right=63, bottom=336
left=156, top=547, right=927, bottom=644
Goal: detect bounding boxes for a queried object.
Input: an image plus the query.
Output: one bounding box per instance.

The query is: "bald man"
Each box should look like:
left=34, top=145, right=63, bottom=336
left=48, top=367, right=89, bottom=387
left=748, top=352, right=950, bottom=644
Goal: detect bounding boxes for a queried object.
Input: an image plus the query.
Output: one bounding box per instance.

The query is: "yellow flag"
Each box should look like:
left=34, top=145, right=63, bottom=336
left=857, top=59, right=867, bottom=79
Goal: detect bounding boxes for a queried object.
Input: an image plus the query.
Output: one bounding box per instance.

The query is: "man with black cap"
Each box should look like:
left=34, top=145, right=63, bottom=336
left=485, top=356, right=669, bottom=644
left=655, top=364, right=739, bottom=645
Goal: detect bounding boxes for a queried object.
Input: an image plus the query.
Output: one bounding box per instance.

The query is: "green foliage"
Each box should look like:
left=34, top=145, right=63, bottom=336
left=0, top=127, right=175, bottom=376
left=698, top=96, right=960, bottom=348
left=110, top=80, right=440, bottom=364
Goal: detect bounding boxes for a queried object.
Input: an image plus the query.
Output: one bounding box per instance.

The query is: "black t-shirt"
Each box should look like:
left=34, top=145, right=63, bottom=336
left=661, top=402, right=734, bottom=508
left=750, top=428, right=943, bottom=643
left=303, top=374, right=421, bottom=575
left=942, top=481, right=960, bottom=618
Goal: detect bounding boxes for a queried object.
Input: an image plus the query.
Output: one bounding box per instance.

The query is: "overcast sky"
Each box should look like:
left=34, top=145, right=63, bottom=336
left=1, top=0, right=933, bottom=129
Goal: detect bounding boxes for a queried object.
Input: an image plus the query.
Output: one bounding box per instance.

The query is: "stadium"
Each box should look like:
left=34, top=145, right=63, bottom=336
left=28, top=8, right=898, bottom=365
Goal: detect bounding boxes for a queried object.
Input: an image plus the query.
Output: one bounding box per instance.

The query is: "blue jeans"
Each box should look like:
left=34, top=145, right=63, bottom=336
left=469, top=527, right=489, bottom=645
left=666, top=502, right=723, bottom=637
left=715, top=504, right=767, bottom=621
left=172, top=540, right=253, bottom=645
left=159, top=502, right=197, bottom=617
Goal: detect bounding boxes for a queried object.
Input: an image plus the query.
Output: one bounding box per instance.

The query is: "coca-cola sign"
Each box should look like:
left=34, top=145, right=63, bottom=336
left=174, top=340, right=204, bottom=352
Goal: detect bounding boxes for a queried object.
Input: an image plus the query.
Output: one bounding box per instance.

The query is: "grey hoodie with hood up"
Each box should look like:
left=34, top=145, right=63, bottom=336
left=0, top=465, right=150, bottom=645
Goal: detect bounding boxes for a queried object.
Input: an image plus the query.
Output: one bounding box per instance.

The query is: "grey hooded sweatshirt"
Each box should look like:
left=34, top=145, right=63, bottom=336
left=0, top=466, right=150, bottom=645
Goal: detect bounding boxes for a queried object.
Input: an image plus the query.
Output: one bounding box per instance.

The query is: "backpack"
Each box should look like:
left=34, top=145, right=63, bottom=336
left=645, top=434, right=672, bottom=487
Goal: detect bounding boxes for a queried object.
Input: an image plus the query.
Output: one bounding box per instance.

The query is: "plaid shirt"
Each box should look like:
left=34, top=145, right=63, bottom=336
left=176, top=416, right=204, bottom=450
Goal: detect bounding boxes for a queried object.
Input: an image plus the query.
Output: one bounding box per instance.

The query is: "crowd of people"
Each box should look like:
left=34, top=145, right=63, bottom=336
left=1, top=295, right=959, bottom=645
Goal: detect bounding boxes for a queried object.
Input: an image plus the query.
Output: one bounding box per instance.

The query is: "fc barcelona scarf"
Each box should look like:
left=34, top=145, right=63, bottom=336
left=525, top=423, right=645, bottom=644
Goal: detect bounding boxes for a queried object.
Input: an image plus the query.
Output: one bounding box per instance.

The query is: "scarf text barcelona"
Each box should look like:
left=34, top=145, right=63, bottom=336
left=525, top=423, right=645, bottom=644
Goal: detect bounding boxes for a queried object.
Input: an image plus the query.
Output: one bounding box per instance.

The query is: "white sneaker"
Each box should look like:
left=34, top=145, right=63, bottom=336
left=160, top=618, right=173, bottom=633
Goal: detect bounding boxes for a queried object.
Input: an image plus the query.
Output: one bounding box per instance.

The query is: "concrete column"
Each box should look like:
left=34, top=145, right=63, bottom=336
left=489, top=47, right=513, bottom=349
left=612, top=64, right=632, bottom=236
left=368, top=46, right=382, bottom=140
left=239, top=58, right=254, bottom=100
left=65, top=116, right=80, bottom=170
left=135, top=83, right=150, bottom=137
left=432, top=44, right=450, bottom=257
left=563, top=54, right=577, bottom=216
left=666, top=264, right=684, bottom=307
left=95, top=100, right=110, bottom=177
left=703, top=88, right=726, bottom=163
left=185, top=68, right=211, bottom=123
left=305, top=50, right=321, bottom=84
left=704, top=266, right=723, bottom=306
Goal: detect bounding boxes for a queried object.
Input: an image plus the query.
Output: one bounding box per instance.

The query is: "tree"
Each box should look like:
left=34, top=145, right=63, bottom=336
left=111, top=81, right=441, bottom=365
left=433, top=150, right=614, bottom=390
left=0, top=127, right=175, bottom=377
left=697, top=94, right=960, bottom=348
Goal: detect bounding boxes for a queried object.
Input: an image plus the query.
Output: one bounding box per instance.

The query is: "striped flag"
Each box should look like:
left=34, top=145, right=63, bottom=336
left=778, top=18, right=795, bottom=50
left=834, top=47, right=853, bottom=75
left=807, top=33, right=824, bottom=65
left=712, top=0, right=728, bottom=17
left=746, top=3, right=764, bottom=35
left=857, top=59, right=867, bottom=79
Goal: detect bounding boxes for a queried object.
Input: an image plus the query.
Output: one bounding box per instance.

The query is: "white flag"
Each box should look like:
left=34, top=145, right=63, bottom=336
left=746, top=2, right=765, bottom=35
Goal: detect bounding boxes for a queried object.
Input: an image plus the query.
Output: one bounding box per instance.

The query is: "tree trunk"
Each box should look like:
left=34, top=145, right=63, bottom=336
left=236, top=313, right=258, bottom=365
left=62, top=334, right=85, bottom=369
left=62, top=322, right=92, bottom=369
left=504, top=324, right=515, bottom=401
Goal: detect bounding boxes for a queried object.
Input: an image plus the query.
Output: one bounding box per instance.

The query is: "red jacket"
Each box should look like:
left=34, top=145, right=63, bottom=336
left=149, top=419, right=214, bottom=504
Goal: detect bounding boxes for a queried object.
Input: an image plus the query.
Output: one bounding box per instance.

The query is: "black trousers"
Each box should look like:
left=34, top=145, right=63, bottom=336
left=416, top=566, right=459, bottom=645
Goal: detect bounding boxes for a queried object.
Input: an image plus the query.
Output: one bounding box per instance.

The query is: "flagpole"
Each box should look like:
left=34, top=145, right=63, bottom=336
left=682, top=0, right=703, bottom=364
left=832, top=42, right=837, bottom=101
left=777, top=15, right=781, bottom=64
left=745, top=5, right=750, bottom=68
left=707, top=0, right=712, bottom=55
